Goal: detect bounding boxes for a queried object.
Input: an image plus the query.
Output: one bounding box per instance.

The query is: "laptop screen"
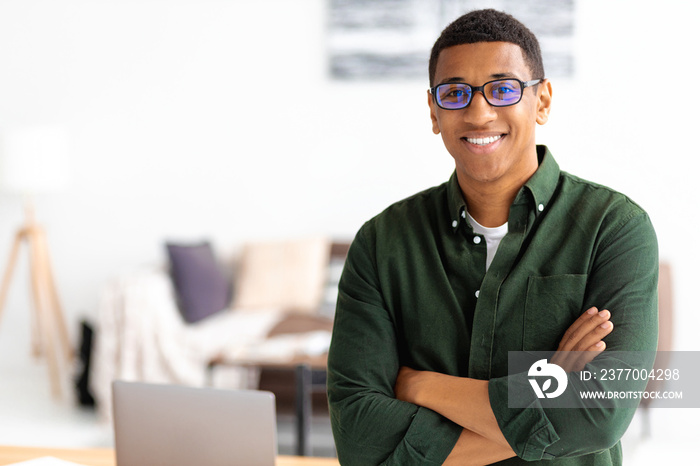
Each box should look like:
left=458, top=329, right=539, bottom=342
left=112, top=381, right=277, bottom=466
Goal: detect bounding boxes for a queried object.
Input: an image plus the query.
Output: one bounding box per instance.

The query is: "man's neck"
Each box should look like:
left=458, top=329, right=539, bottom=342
left=461, top=184, right=515, bottom=228
left=458, top=159, right=539, bottom=228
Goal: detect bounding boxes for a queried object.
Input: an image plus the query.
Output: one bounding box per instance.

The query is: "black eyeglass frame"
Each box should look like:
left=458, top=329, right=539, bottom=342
left=429, top=78, right=543, bottom=110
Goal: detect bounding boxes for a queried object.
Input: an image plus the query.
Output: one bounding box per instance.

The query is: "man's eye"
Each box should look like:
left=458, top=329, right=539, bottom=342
left=490, top=84, right=519, bottom=101
left=441, top=85, right=470, bottom=101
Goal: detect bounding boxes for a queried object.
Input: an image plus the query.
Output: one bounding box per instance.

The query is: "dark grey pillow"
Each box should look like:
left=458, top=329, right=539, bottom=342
left=165, top=242, right=232, bottom=324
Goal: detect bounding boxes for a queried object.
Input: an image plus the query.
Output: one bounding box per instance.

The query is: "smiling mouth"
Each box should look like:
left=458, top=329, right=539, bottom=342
left=463, top=135, right=503, bottom=146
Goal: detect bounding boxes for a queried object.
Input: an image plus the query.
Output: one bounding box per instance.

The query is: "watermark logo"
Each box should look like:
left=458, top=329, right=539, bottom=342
left=528, top=359, right=568, bottom=399
left=509, top=351, right=696, bottom=408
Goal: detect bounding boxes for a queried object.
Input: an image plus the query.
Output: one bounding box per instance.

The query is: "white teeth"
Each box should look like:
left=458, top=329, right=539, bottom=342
left=466, top=135, right=502, bottom=145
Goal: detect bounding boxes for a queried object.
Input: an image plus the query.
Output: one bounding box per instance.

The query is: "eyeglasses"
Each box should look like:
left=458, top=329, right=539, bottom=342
left=429, top=78, right=542, bottom=110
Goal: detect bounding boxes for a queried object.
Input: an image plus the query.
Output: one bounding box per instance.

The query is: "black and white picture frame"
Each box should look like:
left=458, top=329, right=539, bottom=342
left=328, top=0, right=575, bottom=81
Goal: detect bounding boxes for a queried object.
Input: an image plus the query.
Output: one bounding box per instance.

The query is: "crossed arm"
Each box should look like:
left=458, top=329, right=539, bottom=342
left=394, top=307, right=614, bottom=465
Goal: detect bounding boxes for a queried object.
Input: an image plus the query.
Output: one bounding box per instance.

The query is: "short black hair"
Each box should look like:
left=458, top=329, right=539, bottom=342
left=428, top=9, right=544, bottom=86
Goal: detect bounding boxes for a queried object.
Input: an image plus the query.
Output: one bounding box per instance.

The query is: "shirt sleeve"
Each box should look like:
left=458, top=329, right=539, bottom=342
left=488, top=209, right=659, bottom=461
left=327, top=223, right=462, bottom=465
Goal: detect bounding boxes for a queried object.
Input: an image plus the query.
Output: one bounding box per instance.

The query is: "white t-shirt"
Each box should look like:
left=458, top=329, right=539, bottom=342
left=467, top=212, right=508, bottom=271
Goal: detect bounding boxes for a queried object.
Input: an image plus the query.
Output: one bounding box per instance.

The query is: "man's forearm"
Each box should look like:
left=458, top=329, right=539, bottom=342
left=395, top=368, right=511, bottom=449
left=445, top=429, right=516, bottom=465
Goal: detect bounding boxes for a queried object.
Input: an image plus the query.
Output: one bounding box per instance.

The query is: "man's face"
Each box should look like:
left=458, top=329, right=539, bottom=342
left=429, top=41, right=552, bottom=189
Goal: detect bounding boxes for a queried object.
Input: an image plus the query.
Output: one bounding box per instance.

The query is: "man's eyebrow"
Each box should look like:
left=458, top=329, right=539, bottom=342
left=437, top=73, right=520, bottom=86
left=438, top=77, right=467, bottom=85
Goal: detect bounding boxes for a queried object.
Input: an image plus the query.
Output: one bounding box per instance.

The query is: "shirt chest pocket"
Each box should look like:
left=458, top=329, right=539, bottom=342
left=523, top=274, right=588, bottom=351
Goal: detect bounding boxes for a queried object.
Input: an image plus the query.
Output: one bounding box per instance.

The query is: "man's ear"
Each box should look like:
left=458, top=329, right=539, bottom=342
left=536, top=79, right=553, bottom=125
left=428, top=90, right=440, bottom=134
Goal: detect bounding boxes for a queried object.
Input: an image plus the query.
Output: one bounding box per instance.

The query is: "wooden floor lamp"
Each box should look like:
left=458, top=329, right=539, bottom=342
left=0, top=126, right=73, bottom=399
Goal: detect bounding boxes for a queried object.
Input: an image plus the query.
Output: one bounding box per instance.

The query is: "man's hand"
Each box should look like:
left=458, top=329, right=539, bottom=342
left=551, top=306, right=613, bottom=372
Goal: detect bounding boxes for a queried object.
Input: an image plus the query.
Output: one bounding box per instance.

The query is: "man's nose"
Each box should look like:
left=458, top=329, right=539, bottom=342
left=464, top=91, right=497, bottom=124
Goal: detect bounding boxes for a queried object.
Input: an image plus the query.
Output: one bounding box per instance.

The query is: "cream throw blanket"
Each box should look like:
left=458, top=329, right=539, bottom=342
left=91, top=237, right=331, bottom=420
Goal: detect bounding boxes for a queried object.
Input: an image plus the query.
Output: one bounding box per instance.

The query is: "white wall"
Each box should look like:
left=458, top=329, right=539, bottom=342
left=0, top=0, right=698, bottom=357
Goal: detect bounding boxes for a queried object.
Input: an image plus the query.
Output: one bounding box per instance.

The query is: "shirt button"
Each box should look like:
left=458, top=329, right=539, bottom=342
left=538, top=203, right=545, bottom=212
left=452, top=220, right=458, bottom=228
left=473, top=236, right=482, bottom=244
left=475, top=290, right=480, bottom=298
left=461, top=210, right=466, bottom=219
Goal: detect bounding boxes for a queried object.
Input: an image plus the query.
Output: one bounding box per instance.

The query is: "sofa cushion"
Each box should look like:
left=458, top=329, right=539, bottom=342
left=166, top=241, right=232, bottom=323
left=232, top=237, right=330, bottom=314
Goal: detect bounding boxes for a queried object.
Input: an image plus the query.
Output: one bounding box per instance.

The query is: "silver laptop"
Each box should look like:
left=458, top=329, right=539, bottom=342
left=112, top=381, right=277, bottom=466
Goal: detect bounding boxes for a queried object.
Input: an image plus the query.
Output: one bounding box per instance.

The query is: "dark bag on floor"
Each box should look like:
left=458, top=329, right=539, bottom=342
left=74, top=320, right=96, bottom=408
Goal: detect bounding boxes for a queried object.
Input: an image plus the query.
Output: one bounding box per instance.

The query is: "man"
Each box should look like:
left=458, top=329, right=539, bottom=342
left=327, top=9, right=658, bottom=466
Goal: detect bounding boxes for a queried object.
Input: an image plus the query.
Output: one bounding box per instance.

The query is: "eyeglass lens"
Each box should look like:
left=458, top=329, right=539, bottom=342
left=435, top=79, right=523, bottom=109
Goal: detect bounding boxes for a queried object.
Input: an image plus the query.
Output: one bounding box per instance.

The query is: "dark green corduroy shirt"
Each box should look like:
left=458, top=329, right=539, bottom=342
left=327, top=146, right=658, bottom=465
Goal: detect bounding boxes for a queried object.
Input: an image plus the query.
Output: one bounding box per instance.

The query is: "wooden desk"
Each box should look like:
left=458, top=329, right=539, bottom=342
left=0, top=445, right=340, bottom=466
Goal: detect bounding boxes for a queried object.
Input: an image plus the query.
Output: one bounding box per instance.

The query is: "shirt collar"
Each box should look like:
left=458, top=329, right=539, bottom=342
left=447, top=171, right=468, bottom=232
left=517, top=145, right=560, bottom=217
left=447, top=145, right=561, bottom=233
